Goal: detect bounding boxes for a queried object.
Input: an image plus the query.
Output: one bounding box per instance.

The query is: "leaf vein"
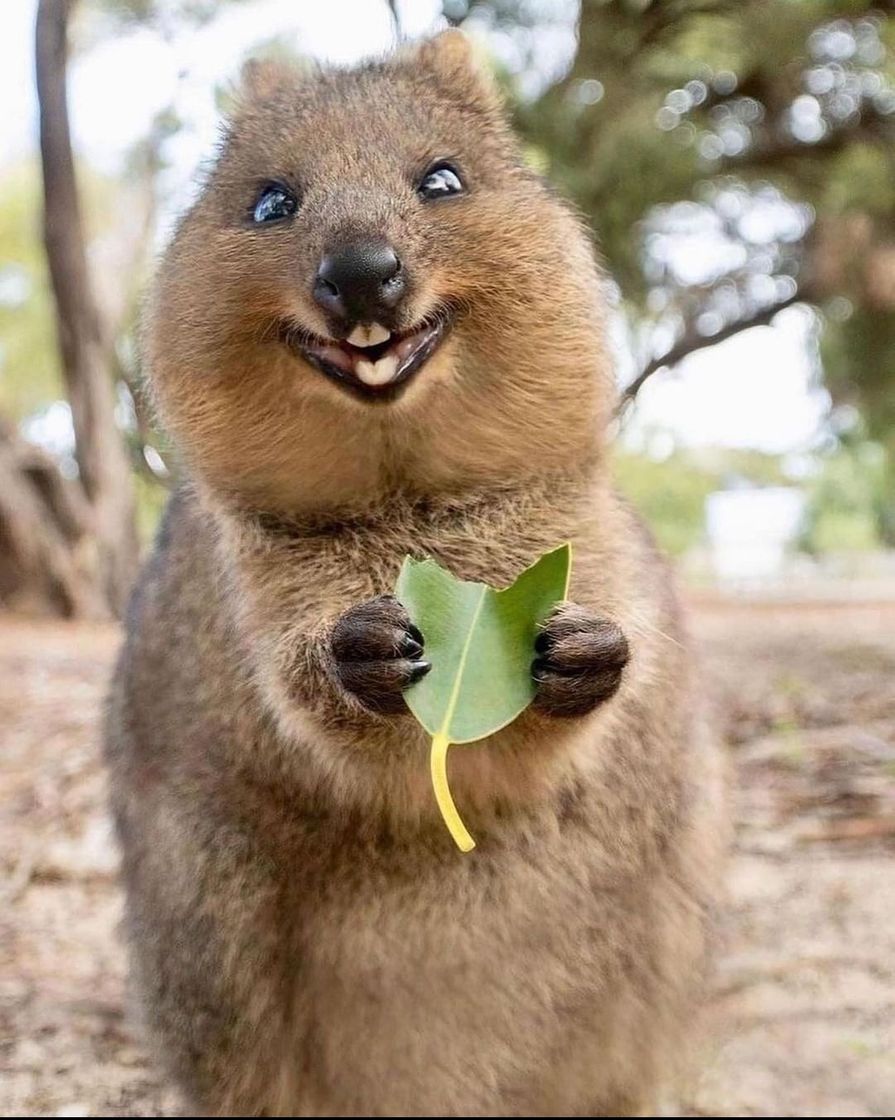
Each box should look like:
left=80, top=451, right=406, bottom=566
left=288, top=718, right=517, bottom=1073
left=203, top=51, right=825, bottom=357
left=436, top=584, right=488, bottom=742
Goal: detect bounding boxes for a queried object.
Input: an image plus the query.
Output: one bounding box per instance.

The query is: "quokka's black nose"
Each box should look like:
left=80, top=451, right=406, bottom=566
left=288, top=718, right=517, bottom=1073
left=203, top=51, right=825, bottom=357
left=313, top=242, right=405, bottom=325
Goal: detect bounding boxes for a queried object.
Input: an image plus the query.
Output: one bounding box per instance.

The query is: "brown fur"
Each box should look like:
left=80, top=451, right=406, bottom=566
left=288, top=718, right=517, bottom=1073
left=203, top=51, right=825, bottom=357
left=105, top=30, right=725, bottom=1117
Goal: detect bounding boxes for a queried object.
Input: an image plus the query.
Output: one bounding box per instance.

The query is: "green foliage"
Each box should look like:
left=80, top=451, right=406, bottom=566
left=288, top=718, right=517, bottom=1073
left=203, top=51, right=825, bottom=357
left=0, top=161, right=119, bottom=422
left=470, top=0, right=895, bottom=544
left=615, top=445, right=859, bottom=556
left=802, top=439, right=888, bottom=551
left=616, top=440, right=892, bottom=556
left=822, top=308, right=895, bottom=441
left=133, top=471, right=170, bottom=546
left=822, top=143, right=894, bottom=219
left=808, top=508, right=880, bottom=551
left=614, top=449, right=716, bottom=555
left=821, top=307, right=895, bottom=539
left=0, top=165, right=60, bottom=420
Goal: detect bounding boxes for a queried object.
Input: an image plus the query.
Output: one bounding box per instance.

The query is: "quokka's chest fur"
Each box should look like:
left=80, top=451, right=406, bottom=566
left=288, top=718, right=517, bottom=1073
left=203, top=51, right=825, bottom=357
left=222, top=471, right=623, bottom=627
left=240, top=812, right=693, bottom=1117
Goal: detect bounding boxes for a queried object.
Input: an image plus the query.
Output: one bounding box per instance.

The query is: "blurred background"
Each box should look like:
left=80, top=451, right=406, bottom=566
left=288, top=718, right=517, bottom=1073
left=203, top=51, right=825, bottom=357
left=2, top=2, right=894, bottom=1117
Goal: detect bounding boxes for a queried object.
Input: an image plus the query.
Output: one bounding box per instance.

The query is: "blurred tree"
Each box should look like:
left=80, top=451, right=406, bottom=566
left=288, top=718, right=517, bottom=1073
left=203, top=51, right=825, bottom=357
left=0, top=412, right=107, bottom=616
left=4, top=0, right=894, bottom=617
left=18, top=0, right=138, bottom=618
left=448, top=0, right=895, bottom=534
left=802, top=433, right=887, bottom=550
left=1, top=0, right=252, bottom=617
left=614, top=443, right=793, bottom=554
left=0, top=166, right=61, bottom=422
left=614, top=448, right=717, bottom=554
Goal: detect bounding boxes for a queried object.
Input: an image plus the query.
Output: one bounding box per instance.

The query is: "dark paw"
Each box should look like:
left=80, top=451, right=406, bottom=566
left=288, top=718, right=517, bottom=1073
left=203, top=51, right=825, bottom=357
left=532, top=605, right=629, bottom=718
left=330, top=595, right=430, bottom=714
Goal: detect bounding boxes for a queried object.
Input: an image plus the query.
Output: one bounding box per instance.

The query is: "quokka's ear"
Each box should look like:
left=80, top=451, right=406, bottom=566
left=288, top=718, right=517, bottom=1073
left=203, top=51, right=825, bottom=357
left=238, top=54, right=308, bottom=103
left=418, top=28, right=476, bottom=73
left=410, top=29, right=502, bottom=112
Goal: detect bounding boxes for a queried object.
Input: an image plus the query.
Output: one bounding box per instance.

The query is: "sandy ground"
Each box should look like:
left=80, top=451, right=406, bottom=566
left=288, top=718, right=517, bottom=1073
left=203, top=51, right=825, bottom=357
left=1, top=600, right=894, bottom=1117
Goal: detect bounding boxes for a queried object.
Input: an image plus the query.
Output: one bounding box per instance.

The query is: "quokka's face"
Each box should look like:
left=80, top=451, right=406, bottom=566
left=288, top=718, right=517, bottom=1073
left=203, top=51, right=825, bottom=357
left=165, top=32, right=566, bottom=409
left=150, top=31, right=608, bottom=510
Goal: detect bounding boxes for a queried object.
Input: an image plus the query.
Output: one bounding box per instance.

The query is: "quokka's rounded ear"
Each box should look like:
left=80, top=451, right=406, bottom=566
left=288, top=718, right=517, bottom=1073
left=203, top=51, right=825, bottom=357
left=418, top=28, right=476, bottom=73
left=411, top=29, right=502, bottom=110
left=238, top=55, right=307, bottom=103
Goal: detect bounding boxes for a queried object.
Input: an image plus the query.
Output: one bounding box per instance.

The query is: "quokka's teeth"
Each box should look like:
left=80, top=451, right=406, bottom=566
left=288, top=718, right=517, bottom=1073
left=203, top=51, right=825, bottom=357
left=348, top=323, right=391, bottom=348
left=355, top=354, right=399, bottom=386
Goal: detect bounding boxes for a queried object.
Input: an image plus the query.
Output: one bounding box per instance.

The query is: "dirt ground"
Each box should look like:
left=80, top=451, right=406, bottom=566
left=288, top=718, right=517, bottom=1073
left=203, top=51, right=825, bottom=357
left=1, top=599, right=894, bottom=1117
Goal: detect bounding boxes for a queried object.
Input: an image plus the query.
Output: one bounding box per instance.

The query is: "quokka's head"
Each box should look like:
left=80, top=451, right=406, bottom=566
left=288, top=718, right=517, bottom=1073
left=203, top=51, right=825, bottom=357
left=149, top=30, right=614, bottom=512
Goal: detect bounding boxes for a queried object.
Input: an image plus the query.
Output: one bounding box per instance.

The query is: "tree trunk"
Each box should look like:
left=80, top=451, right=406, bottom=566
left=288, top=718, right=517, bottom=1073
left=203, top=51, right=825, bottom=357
left=0, top=418, right=106, bottom=618
left=35, top=0, right=138, bottom=616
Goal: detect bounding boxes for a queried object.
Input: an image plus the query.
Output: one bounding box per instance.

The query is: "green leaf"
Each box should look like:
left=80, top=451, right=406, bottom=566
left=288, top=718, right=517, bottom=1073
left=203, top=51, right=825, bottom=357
left=395, top=543, right=572, bottom=852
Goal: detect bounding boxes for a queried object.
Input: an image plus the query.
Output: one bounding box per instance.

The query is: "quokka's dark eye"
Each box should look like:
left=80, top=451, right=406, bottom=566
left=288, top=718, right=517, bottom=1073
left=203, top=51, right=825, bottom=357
left=252, top=184, right=298, bottom=224
left=417, top=162, right=465, bottom=201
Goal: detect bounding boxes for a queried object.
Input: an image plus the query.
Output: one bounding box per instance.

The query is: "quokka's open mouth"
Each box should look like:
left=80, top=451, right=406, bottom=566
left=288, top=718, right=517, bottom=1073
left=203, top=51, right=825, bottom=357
left=279, top=314, right=451, bottom=401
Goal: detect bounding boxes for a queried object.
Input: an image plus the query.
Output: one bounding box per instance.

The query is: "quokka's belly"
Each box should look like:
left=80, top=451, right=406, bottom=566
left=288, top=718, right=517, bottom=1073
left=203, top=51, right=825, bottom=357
left=265, top=847, right=703, bottom=1117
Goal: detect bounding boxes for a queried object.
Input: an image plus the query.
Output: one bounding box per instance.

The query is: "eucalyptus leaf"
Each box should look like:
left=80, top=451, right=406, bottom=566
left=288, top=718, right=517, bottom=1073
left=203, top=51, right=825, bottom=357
left=395, top=543, right=572, bottom=851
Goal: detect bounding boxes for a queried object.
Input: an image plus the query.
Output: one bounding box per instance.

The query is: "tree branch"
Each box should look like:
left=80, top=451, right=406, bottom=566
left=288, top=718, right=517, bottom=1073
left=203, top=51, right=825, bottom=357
left=619, top=291, right=804, bottom=407
left=722, top=114, right=895, bottom=177
left=385, top=0, right=401, bottom=37
left=35, top=0, right=138, bottom=612
left=636, top=0, right=741, bottom=51
left=0, top=416, right=107, bottom=619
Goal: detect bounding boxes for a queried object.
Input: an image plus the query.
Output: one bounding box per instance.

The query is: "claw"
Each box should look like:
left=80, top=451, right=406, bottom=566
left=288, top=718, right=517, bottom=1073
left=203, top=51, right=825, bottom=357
left=409, top=659, right=432, bottom=683
left=400, top=634, right=424, bottom=659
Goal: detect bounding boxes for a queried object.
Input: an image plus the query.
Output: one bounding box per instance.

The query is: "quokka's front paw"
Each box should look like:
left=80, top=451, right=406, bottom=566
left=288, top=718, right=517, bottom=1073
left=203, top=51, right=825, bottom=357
left=532, top=605, right=629, bottom=718
left=330, top=595, right=431, bottom=714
